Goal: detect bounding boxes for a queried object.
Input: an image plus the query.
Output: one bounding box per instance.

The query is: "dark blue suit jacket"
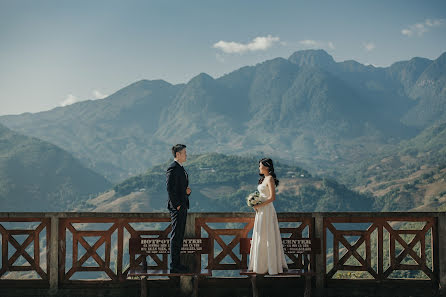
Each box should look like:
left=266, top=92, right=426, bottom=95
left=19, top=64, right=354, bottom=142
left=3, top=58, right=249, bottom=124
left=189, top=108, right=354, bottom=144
left=166, top=161, right=189, bottom=211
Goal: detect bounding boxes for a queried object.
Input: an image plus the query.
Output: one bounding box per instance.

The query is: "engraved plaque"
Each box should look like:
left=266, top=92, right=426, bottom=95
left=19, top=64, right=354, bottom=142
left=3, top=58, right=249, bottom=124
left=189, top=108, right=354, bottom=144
left=130, top=237, right=209, bottom=254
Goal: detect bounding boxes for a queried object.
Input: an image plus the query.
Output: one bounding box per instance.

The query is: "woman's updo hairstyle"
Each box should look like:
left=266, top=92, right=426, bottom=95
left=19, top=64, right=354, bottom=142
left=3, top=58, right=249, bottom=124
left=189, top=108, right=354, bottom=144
left=258, top=158, right=279, bottom=186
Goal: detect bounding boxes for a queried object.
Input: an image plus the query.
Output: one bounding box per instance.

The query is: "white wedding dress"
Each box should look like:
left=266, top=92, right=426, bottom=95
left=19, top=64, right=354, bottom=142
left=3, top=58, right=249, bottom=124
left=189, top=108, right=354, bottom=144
left=248, top=180, right=288, bottom=274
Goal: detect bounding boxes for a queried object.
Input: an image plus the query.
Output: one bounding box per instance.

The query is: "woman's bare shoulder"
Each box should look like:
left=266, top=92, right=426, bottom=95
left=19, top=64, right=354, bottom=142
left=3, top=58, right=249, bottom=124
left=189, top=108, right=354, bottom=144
left=265, top=175, right=274, bottom=182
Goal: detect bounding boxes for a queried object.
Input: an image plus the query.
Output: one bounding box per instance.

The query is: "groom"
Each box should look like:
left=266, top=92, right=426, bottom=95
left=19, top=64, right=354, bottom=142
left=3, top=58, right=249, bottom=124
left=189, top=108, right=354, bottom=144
left=166, top=144, right=191, bottom=273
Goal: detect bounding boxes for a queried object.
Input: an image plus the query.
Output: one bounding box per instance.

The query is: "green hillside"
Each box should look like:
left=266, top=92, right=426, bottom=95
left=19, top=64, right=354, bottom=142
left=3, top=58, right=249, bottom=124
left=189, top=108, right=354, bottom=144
left=329, top=122, right=446, bottom=211
left=82, top=153, right=376, bottom=213
left=0, top=124, right=111, bottom=211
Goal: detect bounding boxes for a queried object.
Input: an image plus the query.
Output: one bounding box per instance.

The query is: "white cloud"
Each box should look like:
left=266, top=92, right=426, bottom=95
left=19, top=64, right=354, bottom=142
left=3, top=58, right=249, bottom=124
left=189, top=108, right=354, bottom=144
left=402, top=18, right=444, bottom=37
left=426, top=18, right=443, bottom=27
left=60, top=94, right=80, bottom=107
left=213, top=35, right=280, bottom=54
left=363, top=42, right=376, bottom=52
left=60, top=90, right=107, bottom=107
left=401, top=29, right=412, bottom=36
left=93, top=90, right=108, bottom=99
left=363, top=62, right=383, bottom=67
left=299, top=40, right=335, bottom=50
left=300, top=40, right=318, bottom=47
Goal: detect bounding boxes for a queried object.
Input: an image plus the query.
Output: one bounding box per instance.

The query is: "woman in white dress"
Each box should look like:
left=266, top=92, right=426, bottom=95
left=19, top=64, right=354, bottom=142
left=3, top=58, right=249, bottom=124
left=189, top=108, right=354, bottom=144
left=248, top=158, right=288, bottom=275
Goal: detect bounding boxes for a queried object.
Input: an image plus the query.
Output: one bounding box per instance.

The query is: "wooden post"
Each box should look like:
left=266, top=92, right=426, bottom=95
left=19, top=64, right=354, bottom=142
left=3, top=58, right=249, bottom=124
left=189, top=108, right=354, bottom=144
left=179, top=212, right=196, bottom=295
left=438, top=213, right=446, bottom=293
left=304, top=253, right=312, bottom=297
left=314, top=213, right=324, bottom=294
left=304, top=274, right=312, bottom=297
left=48, top=214, right=59, bottom=296
left=193, top=275, right=199, bottom=297
left=140, top=276, right=147, bottom=297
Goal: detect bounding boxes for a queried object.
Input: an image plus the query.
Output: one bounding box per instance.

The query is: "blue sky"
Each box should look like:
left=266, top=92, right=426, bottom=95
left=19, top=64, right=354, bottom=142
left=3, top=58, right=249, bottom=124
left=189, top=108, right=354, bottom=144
left=1, top=0, right=445, bottom=115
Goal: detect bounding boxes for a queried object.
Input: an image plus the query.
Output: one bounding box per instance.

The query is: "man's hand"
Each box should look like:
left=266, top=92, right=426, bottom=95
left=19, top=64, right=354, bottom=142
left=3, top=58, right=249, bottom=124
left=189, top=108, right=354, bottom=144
left=176, top=205, right=181, bottom=210
left=186, top=187, right=192, bottom=195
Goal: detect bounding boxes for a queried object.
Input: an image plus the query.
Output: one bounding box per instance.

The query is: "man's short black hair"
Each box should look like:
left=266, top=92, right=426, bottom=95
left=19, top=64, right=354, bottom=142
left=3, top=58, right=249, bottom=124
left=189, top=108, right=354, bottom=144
left=172, top=144, right=186, bottom=158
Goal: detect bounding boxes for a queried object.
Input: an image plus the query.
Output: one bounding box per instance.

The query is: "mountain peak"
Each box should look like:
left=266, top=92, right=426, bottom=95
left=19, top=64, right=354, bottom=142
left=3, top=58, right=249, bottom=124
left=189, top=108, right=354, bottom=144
left=187, top=72, right=214, bottom=85
left=129, top=79, right=173, bottom=89
left=288, top=49, right=336, bottom=68
left=434, top=51, right=446, bottom=64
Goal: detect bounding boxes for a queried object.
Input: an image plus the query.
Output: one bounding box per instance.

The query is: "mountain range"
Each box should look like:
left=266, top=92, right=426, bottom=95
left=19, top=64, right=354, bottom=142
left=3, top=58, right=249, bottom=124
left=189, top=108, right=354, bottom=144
left=0, top=49, right=445, bottom=212
left=1, top=49, right=445, bottom=183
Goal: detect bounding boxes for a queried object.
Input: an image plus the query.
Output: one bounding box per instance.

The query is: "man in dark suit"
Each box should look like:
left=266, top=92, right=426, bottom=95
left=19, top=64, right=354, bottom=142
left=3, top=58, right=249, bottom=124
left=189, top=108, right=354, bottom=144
left=166, top=144, right=191, bottom=273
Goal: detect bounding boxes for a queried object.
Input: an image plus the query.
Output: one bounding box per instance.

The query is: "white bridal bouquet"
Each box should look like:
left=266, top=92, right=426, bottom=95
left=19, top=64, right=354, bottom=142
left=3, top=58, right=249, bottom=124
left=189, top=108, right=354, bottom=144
left=246, top=191, right=262, bottom=207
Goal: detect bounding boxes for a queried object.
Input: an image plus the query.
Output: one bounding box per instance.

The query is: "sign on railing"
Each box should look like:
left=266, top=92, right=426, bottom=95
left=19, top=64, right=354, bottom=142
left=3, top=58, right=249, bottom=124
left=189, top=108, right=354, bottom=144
left=240, top=238, right=321, bottom=254
left=129, top=238, right=210, bottom=254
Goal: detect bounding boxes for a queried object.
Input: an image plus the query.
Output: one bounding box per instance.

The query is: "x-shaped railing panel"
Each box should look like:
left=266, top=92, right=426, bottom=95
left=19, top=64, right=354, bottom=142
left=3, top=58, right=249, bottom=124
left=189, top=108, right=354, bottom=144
left=0, top=218, right=50, bottom=281
left=324, top=217, right=437, bottom=281
left=195, top=216, right=313, bottom=271
left=59, top=217, right=172, bottom=282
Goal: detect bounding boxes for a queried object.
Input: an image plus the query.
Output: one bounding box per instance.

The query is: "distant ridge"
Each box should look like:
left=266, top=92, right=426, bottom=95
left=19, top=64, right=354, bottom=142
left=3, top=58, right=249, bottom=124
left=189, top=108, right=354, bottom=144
left=0, top=49, right=445, bottom=183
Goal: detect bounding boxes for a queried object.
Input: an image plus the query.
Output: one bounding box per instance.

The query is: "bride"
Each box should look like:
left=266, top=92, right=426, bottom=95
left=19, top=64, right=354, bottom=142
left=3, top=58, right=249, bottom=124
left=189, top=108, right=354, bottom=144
left=248, top=158, right=288, bottom=274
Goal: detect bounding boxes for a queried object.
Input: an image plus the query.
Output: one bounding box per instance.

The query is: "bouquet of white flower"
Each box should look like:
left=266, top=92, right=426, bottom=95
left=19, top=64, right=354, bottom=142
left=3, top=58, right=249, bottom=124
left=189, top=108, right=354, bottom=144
left=246, top=191, right=262, bottom=207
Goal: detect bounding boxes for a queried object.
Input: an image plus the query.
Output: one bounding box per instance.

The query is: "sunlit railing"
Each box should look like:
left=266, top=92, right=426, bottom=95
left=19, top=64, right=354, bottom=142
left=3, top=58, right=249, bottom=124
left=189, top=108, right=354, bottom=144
left=0, top=212, right=444, bottom=295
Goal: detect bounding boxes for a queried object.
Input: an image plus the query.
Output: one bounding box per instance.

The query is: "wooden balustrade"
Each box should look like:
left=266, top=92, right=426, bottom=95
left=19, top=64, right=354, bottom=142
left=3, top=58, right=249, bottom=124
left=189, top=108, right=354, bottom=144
left=0, top=212, right=444, bottom=296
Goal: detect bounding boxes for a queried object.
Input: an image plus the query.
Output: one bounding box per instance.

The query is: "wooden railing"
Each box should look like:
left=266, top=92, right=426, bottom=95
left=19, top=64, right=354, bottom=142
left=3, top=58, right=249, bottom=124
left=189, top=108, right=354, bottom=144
left=324, top=216, right=437, bottom=281
left=0, top=212, right=445, bottom=296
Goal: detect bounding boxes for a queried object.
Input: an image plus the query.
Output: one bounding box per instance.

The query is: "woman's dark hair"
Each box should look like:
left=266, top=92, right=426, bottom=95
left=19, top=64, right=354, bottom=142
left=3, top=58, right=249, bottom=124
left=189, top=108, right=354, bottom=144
left=172, top=144, right=186, bottom=157
left=258, top=158, right=279, bottom=186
